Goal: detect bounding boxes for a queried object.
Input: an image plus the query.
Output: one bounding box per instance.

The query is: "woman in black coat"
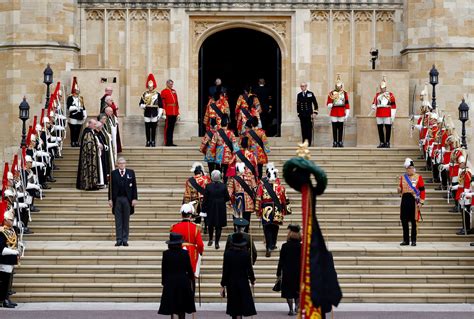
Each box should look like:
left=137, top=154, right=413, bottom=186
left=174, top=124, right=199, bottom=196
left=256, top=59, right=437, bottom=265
left=276, top=224, right=302, bottom=316
left=220, top=233, right=257, bottom=318
left=203, top=170, right=230, bottom=249
left=158, top=233, right=196, bottom=318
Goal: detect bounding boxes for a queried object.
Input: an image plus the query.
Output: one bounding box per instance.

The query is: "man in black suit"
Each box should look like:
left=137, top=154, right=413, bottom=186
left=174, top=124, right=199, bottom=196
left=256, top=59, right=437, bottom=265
left=253, top=78, right=273, bottom=135
left=297, top=82, right=319, bottom=146
left=108, top=157, right=138, bottom=246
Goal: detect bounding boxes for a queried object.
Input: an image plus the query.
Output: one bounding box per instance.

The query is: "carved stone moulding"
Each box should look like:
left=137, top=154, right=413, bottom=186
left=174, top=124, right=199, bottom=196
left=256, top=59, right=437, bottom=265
left=85, top=8, right=170, bottom=21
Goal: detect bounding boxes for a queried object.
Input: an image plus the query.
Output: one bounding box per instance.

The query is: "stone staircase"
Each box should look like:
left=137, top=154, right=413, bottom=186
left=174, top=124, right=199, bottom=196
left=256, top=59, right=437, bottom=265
left=13, top=141, right=474, bottom=304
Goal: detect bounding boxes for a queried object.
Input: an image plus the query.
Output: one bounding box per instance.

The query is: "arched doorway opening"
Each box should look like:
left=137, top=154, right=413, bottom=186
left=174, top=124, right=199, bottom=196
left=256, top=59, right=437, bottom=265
left=198, top=28, right=282, bottom=136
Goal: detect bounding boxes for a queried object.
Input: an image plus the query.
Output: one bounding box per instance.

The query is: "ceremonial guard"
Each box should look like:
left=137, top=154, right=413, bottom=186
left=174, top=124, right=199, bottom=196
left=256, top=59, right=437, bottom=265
left=326, top=74, right=350, bottom=147
left=437, top=134, right=457, bottom=191
left=51, top=82, right=67, bottom=154
left=0, top=203, right=19, bottom=308
left=139, top=74, right=164, bottom=147
left=170, top=203, right=204, bottom=278
left=161, top=79, right=179, bottom=146
left=448, top=143, right=465, bottom=212
left=209, top=116, right=239, bottom=181
left=224, top=218, right=257, bottom=265
left=371, top=76, right=397, bottom=148
left=235, top=136, right=258, bottom=181
left=25, top=125, right=49, bottom=189
left=183, top=162, right=211, bottom=227
left=235, top=88, right=261, bottom=136
left=227, top=163, right=257, bottom=233
left=297, top=82, right=319, bottom=146
left=203, top=92, right=230, bottom=132
left=199, top=118, right=218, bottom=173
left=397, top=158, right=426, bottom=246
left=413, top=84, right=432, bottom=147
left=243, top=117, right=270, bottom=179
left=66, top=77, right=87, bottom=147
left=255, top=163, right=291, bottom=257
left=23, top=154, right=41, bottom=214
left=452, top=159, right=472, bottom=235
left=158, top=233, right=196, bottom=318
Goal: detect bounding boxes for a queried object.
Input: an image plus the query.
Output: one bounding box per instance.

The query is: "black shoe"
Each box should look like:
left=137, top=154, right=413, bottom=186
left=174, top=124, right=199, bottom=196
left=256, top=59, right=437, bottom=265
left=288, top=310, right=295, bottom=316
left=377, top=143, right=385, bottom=148
left=265, top=250, right=271, bottom=257
left=400, top=241, right=409, bottom=246
left=41, top=184, right=51, bottom=189
left=7, top=299, right=17, bottom=307
left=332, top=142, right=337, bottom=148
left=30, top=206, right=40, bottom=212
left=385, top=142, right=390, bottom=148
left=215, top=242, right=220, bottom=249
left=2, top=300, right=16, bottom=308
left=411, top=242, right=417, bottom=246
left=338, top=141, right=344, bottom=148
left=151, top=141, right=156, bottom=147
left=207, top=240, right=213, bottom=247
left=470, top=243, right=474, bottom=247
left=47, top=177, right=56, bottom=183
left=171, top=144, right=177, bottom=147
left=122, top=242, right=129, bottom=247
left=146, top=141, right=150, bottom=147
left=23, top=228, right=33, bottom=235
left=8, top=290, right=16, bottom=296
left=53, top=164, right=59, bottom=170
left=457, top=229, right=466, bottom=235
left=449, top=207, right=459, bottom=213
left=115, top=242, right=122, bottom=247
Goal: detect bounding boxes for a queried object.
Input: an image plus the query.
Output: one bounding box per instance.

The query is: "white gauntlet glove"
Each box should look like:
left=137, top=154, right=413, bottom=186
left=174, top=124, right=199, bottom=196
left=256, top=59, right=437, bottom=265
left=327, top=103, right=333, bottom=110
left=140, top=104, right=146, bottom=109
left=2, top=248, right=19, bottom=256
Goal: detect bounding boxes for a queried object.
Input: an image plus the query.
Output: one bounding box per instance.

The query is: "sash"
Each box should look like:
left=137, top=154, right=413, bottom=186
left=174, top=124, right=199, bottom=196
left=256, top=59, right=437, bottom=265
left=241, top=107, right=252, bottom=119
left=188, top=177, right=205, bottom=195
left=249, top=129, right=265, bottom=151
left=236, top=151, right=256, bottom=177
left=403, top=174, right=420, bottom=200
left=234, top=175, right=255, bottom=200
left=218, top=129, right=234, bottom=152
left=210, top=103, right=225, bottom=120
left=262, top=179, right=283, bottom=213
left=206, top=131, right=214, bottom=140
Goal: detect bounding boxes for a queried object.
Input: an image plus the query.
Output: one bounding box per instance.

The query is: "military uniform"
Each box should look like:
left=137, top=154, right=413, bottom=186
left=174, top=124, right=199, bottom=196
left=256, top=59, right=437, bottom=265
left=203, top=96, right=230, bottom=132
left=297, top=90, right=318, bottom=146
left=200, top=124, right=218, bottom=173
left=327, top=75, right=350, bottom=147
left=183, top=168, right=211, bottom=224
left=454, top=167, right=472, bottom=234
left=66, top=77, right=87, bottom=147
left=235, top=94, right=261, bottom=135
left=161, top=86, right=179, bottom=146
left=209, top=125, right=239, bottom=181
left=0, top=205, right=19, bottom=308
left=170, top=220, right=204, bottom=276
left=371, top=77, right=397, bottom=148
left=139, top=74, right=164, bottom=147
left=398, top=159, right=426, bottom=246
left=242, top=119, right=270, bottom=178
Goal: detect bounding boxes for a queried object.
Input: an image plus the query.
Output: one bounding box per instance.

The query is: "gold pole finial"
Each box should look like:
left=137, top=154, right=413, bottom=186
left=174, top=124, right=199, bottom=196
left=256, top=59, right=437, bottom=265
left=297, top=140, right=311, bottom=160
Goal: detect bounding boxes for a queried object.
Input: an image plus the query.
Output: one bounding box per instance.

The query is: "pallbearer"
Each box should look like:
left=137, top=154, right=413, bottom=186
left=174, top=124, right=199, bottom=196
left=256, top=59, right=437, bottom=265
left=139, top=74, right=163, bottom=147
left=326, top=74, right=350, bottom=147
left=397, top=158, right=426, bottom=246
left=371, top=76, right=397, bottom=148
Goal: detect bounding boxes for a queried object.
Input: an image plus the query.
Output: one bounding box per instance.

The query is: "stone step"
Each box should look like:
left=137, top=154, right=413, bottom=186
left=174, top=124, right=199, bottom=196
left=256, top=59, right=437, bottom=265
left=19, top=255, right=473, bottom=267
left=10, top=291, right=474, bottom=303
left=23, top=231, right=474, bottom=242
left=14, top=273, right=474, bottom=285
left=12, top=282, right=473, bottom=294
left=29, top=217, right=461, bottom=227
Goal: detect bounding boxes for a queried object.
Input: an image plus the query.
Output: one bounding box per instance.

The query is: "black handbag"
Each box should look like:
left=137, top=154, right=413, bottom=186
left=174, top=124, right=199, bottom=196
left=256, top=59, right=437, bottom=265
left=272, top=278, right=282, bottom=292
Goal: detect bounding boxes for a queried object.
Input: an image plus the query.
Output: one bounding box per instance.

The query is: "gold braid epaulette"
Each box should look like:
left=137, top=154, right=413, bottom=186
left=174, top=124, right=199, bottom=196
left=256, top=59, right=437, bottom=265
left=1, top=227, right=18, bottom=249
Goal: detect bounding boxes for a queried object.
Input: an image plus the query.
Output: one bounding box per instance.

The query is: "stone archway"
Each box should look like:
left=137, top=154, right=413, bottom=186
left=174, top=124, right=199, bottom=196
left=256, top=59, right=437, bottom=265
left=188, top=17, right=292, bottom=136
left=197, top=27, right=282, bottom=136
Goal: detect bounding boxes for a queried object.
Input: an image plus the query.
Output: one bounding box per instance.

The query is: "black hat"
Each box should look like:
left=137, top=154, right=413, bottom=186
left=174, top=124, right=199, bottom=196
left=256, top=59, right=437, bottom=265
left=233, top=218, right=249, bottom=227
left=287, top=224, right=301, bottom=233
left=231, top=232, right=247, bottom=247
left=166, top=232, right=184, bottom=245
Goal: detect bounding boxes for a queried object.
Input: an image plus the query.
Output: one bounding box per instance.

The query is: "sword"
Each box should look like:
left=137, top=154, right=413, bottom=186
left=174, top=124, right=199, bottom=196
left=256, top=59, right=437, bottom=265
left=198, top=275, right=202, bottom=307
left=461, top=193, right=468, bottom=236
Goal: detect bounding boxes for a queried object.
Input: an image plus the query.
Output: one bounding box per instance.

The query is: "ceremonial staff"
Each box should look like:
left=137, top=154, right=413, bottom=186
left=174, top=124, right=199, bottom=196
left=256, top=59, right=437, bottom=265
left=283, top=141, right=342, bottom=319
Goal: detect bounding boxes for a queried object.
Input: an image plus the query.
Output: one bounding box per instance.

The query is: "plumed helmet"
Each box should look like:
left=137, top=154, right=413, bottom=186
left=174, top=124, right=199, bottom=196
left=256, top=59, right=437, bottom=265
left=404, top=158, right=415, bottom=169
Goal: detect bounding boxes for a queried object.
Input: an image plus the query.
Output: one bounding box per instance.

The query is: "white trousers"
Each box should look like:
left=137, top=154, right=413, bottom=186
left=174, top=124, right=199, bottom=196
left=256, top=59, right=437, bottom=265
left=376, top=117, right=393, bottom=125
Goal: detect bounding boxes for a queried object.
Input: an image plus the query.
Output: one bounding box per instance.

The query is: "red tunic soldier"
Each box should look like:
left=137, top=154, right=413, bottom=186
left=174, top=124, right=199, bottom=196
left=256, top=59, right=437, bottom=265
left=371, top=76, right=397, bottom=148
left=170, top=204, right=204, bottom=277
left=327, top=74, right=350, bottom=147
left=160, top=79, right=179, bottom=146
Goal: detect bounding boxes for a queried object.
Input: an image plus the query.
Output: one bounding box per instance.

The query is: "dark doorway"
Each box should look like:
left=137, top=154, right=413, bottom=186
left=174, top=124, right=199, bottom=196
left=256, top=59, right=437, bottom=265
left=198, top=28, right=281, bottom=136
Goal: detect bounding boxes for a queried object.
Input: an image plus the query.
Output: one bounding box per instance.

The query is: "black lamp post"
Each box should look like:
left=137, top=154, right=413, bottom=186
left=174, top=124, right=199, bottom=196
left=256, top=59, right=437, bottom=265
left=43, top=64, right=53, bottom=109
left=429, top=65, right=439, bottom=110
left=370, top=48, right=379, bottom=70
left=458, top=99, right=469, bottom=149
left=19, top=97, right=30, bottom=148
